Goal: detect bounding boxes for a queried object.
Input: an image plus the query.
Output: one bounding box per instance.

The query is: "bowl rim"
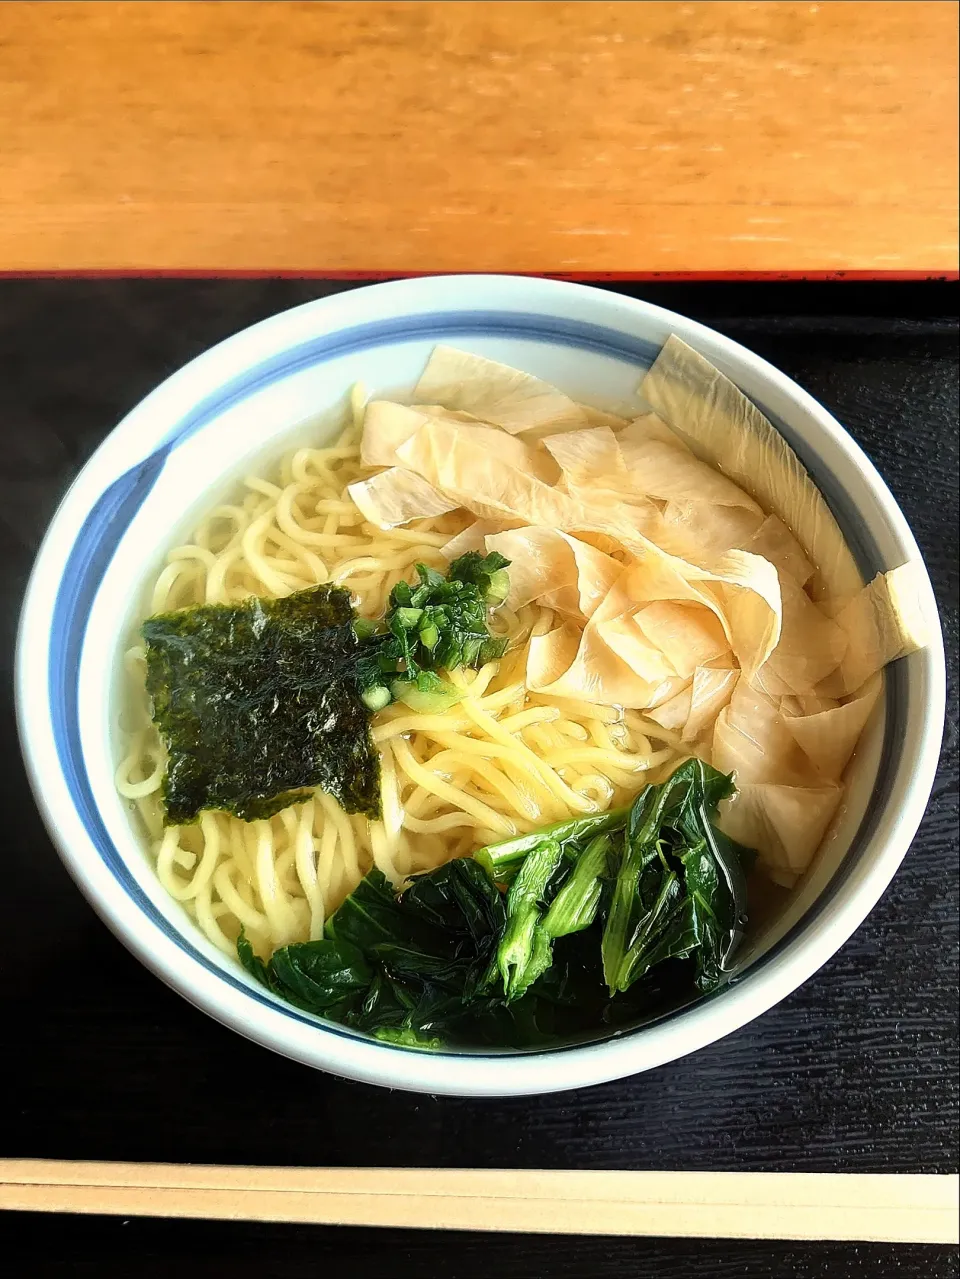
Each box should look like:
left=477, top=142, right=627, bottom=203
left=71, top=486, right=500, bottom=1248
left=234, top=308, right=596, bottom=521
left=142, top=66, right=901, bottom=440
left=15, top=274, right=946, bottom=1096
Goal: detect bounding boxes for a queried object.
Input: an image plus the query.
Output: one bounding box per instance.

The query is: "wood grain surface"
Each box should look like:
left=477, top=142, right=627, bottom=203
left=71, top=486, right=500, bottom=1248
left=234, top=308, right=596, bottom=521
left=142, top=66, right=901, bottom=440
left=0, top=1, right=957, bottom=276
left=2, top=1163, right=957, bottom=1243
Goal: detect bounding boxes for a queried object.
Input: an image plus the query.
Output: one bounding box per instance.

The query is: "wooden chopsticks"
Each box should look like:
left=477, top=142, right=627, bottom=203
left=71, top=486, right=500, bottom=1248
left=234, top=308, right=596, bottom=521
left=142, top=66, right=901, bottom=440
left=0, top=1161, right=956, bottom=1242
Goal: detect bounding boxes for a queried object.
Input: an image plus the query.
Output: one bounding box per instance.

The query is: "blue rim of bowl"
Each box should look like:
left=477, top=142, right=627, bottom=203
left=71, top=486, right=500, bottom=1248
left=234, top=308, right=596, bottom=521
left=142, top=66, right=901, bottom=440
left=47, top=309, right=903, bottom=1058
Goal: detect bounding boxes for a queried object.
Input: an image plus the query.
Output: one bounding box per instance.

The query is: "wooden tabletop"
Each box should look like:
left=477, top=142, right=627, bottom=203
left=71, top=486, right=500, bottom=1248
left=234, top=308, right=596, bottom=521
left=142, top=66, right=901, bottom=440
left=1, top=1, right=957, bottom=277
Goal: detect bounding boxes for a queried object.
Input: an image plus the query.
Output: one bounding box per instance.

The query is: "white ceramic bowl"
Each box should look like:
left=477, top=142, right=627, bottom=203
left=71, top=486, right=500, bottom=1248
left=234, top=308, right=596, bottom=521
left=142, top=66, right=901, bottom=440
left=16, top=275, right=945, bottom=1096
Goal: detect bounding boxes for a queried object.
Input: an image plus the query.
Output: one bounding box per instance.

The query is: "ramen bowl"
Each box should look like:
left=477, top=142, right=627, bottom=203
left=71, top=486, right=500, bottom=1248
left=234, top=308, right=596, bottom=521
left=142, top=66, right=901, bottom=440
left=16, top=275, right=944, bottom=1096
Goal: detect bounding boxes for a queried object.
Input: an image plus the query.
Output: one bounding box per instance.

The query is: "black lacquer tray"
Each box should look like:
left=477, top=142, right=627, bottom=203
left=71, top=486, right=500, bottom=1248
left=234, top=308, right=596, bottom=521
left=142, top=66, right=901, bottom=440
left=0, top=279, right=956, bottom=1279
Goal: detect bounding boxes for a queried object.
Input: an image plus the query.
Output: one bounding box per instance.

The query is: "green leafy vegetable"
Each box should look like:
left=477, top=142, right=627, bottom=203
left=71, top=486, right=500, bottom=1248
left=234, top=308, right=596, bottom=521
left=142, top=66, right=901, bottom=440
left=323, top=865, right=416, bottom=951
left=600, top=758, right=747, bottom=995
left=488, top=757, right=749, bottom=1010
left=237, top=929, right=274, bottom=988
left=271, top=941, right=372, bottom=1020
left=541, top=833, right=615, bottom=940
left=239, top=861, right=509, bottom=1046
left=236, top=760, right=754, bottom=1050
left=143, top=585, right=381, bottom=824
left=372, top=1027, right=444, bottom=1049
left=353, top=552, right=511, bottom=710
left=441, top=550, right=511, bottom=603
left=495, top=837, right=563, bottom=1000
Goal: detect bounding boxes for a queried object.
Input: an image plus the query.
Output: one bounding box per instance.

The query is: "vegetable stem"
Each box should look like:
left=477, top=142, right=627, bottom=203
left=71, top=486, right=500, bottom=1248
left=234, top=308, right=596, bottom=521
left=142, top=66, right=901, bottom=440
left=497, top=837, right=563, bottom=1000
left=541, top=833, right=613, bottom=940
left=475, top=808, right=628, bottom=881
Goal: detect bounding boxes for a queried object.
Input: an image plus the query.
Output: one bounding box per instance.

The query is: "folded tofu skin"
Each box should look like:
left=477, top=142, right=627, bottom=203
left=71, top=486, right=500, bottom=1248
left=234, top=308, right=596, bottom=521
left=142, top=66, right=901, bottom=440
left=349, top=340, right=930, bottom=886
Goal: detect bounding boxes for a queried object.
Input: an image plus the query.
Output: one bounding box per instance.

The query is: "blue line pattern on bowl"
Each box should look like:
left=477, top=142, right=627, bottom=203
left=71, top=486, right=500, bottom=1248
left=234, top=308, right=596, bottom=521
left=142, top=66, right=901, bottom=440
left=46, top=310, right=902, bottom=1056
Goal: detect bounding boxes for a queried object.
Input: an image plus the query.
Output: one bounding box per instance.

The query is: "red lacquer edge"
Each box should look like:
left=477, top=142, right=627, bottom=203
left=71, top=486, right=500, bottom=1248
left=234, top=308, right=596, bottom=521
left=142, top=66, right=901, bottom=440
left=0, top=269, right=956, bottom=282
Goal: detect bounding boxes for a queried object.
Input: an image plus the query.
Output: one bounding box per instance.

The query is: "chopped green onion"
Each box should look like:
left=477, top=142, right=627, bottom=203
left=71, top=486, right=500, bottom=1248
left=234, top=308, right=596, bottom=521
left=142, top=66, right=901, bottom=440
left=361, top=684, right=392, bottom=712
left=390, top=678, right=464, bottom=714
left=394, top=607, right=423, bottom=630
left=353, top=553, right=513, bottom=704
left=484, top=568, right=510, bottom=605
left=461, top=636, right=482, bottom=667
left=480, top=635, right=508, bottom=664
left=418, top=623, right=440, bottom=652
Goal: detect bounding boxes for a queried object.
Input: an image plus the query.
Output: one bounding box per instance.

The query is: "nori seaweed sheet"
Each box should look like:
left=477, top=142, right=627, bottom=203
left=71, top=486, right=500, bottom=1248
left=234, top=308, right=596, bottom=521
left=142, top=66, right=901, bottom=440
left=142, top=585, right=381, bottom=824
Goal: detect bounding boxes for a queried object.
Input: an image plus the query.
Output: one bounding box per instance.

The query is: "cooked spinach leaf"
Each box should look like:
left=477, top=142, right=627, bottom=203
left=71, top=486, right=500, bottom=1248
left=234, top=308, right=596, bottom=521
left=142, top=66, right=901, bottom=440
left=143, top=584, right=380, bottom=824
left=270, top=940, right=372, bottom=1018
left=541, top=833, right=616, bottom=941
left=237, top=929, right=275, bottom=988
left=238, top=860, right=512, bottom=1047
left=600, top=758, right=747, bottom=996
left=495, top=837, right=563, bottom=1000
left=236, top=760, right=755, bottom=1051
